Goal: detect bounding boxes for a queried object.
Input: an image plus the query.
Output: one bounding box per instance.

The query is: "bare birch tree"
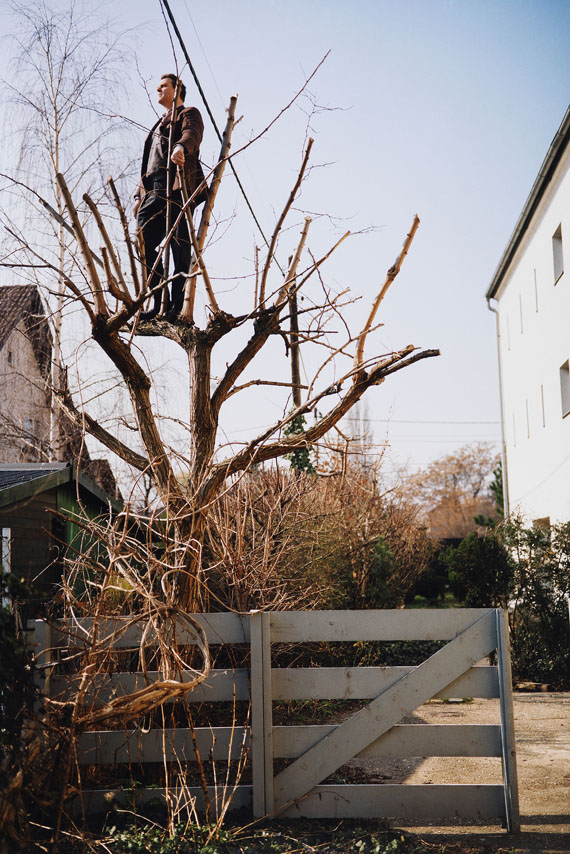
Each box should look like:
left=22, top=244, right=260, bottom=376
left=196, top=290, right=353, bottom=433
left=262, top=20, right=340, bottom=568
left=1, top=0, right=135, bottom=457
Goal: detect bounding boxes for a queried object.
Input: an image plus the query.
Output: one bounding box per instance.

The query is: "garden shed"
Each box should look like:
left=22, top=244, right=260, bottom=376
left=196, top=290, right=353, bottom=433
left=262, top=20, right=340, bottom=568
left=0, top=461, right=122, bottom=609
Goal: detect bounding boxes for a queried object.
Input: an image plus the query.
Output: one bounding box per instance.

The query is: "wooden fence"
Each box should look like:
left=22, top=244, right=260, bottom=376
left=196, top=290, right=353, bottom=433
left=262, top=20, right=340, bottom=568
left=29, top=607, right=519, bottom=831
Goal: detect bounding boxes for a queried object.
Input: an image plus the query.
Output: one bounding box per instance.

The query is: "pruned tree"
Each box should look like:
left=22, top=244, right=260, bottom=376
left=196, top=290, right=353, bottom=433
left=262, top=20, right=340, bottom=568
left=0, top=55, right=444, bottom=848
left=6, top=76, right=439, bottom=609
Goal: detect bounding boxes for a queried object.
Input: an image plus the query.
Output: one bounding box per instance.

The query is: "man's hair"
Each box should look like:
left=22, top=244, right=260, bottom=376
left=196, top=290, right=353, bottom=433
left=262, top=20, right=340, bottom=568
left=161, top=73, right=186, bottom=103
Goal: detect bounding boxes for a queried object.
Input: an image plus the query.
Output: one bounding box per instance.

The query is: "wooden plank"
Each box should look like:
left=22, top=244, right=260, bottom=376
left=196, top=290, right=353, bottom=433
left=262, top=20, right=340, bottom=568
left=73, top=783, right=505, bottom=823
left=48, top=612, right=250, bottom=648
left=273, top=610, right=497, bottom=811
left=272, top=724, right=502, bottom=759
left=277, top=784, right=505, bottom=821
left=272, top=665, right=498, bottom=700
left=73, top=785, right=252, bottom=817
left=46, top=609, right=494, bottom=648
left=50, top=668, right=250, bottom=703
left=250, top=611, right=266, bottom=817
left=0, top=470, right=67, bottom=508
left=250, top=611, right=274, bottom=817
left=440, top=667, right=498, bottom=699
left=261, top=612, right=274, bottom=815
left=49, top=665, right=496, bottom=705
left=496, top=609, right=520, bottom=833
left=77, top=726, right=250, bottom=764
left=8, top=498, right=58, bottom=585
left=269, top=609, right=493, bottom=642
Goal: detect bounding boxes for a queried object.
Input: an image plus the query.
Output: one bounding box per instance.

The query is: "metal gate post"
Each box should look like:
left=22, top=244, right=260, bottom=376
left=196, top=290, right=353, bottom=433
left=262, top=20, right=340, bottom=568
left=496, top=608, right=520, bottom=833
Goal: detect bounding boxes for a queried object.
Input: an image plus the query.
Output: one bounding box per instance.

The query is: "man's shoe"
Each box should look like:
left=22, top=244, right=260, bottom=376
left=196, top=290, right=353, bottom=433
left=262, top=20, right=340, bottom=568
left=139, top=308, right=159, bottom=322
left=163, top=308, right=180, bottom=323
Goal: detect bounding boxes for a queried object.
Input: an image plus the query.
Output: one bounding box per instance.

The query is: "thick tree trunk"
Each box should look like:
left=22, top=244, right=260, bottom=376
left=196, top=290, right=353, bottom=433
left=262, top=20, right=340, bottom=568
left=171, top=506, right=208, bottom=611
left=188, top=331, right=217, bottom=494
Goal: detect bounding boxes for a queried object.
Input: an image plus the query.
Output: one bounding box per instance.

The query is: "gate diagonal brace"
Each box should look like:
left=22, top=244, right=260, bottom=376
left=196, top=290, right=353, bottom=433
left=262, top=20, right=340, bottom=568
left=273, top=609, right=497, bottom=813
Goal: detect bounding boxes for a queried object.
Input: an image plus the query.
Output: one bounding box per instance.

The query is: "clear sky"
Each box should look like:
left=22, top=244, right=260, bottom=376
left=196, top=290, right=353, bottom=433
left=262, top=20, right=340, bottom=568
left=2, top=0, right=570, bottom=478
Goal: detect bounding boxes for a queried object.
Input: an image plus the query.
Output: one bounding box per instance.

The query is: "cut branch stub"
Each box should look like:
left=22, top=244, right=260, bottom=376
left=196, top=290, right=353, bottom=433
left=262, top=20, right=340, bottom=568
left=179, top=167, right=219, bottom=314
left=275, top=217, right=311, bottom=307
left=181, top=95, right=237, bottom=322
left=259, top=138, right=314, bottom=308
left=354, top=213, right=420, bottom=377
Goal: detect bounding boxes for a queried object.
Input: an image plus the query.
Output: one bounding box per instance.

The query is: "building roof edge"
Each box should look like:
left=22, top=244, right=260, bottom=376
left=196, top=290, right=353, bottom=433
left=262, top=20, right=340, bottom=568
left=486, top=105, right=570, bottom=301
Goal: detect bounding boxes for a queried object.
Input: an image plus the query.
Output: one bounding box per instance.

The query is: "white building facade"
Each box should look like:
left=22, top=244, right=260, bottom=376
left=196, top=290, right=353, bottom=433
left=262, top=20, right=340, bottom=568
left=487, top=106, right=570, bottom=523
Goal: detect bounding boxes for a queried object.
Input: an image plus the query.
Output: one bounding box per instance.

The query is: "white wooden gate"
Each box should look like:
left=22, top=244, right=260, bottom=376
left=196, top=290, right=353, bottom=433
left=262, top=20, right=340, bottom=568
left=29, top=608, right=519, bottom=831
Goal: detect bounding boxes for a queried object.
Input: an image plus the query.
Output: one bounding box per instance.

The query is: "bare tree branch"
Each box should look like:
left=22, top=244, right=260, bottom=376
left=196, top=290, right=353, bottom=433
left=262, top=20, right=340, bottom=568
left=181, top=95, right=237, bottom=321
left=354, top=213, right=420, bottom=374
left=259, top=138, right=313, bottom=308
left=54, top=384, right=149, bottom=471
left=179, top=168, right=219, bottom=314
left=225, top=378, right=308, bottom=400
left=108, top=175, right=141, bottom=296
left=205, top=346, right=440, bottom=499
left=275, top=217, right=311, bottom=307
left=56, top=172, right=107, bottom=315
left=83, top=192, right=132, bottom=305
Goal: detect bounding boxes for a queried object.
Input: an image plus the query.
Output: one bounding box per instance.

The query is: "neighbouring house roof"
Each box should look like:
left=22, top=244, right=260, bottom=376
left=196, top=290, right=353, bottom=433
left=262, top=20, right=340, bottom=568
left=0, top=462, right=123, bottom=512
left=0, top=284, right=53, bottom=379
left=486, top=105, right=570, bottom=301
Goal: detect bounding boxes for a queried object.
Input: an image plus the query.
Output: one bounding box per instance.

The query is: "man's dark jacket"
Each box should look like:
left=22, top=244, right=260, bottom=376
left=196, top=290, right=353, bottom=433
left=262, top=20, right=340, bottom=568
left=139, top=105, right=207, bottom=206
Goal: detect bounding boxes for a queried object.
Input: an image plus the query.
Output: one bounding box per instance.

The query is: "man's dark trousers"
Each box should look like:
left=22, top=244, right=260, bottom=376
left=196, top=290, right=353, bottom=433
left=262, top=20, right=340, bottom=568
left=137, top=186, right=191, bottom=316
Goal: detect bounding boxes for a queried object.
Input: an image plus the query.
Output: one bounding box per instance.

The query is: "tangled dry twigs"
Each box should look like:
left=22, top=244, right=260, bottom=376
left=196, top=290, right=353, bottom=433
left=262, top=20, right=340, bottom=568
left=1, top=507, right=216, bottom=851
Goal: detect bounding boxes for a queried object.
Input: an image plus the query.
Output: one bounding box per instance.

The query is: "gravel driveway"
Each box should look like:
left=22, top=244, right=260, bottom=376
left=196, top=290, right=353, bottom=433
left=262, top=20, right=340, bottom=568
left=360, top=692, right=570, bottom=853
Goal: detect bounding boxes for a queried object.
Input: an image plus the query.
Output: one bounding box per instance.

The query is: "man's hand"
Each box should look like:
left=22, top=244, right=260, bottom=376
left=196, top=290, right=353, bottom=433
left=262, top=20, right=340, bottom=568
left=171, top=145, right=185, bottom=166
left=133, top=198, right=141, bottom=218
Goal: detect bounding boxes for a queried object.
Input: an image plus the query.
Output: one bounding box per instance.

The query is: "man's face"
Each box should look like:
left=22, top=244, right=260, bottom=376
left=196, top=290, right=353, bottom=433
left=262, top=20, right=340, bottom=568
left=157, top=77, right=176, bottom=110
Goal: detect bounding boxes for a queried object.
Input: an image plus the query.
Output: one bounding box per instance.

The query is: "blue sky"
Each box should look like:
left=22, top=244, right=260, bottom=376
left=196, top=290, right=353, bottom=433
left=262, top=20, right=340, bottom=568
left=2, top=0, right=570, bottom=477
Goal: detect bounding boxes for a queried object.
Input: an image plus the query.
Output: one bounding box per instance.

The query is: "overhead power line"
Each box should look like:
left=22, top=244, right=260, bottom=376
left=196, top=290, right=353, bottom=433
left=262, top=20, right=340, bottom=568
left=344, top=418, right=500, bottom=425
left=159, top=0, right=274, bottom=257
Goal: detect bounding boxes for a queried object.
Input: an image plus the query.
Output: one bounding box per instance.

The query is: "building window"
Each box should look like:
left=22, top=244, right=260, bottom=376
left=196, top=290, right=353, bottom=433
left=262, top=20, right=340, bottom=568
left=560, top=360, right=570, bottom=417
left=7, top=350, right=13, bottom=365
left=553, top=224, right=564, bottom=283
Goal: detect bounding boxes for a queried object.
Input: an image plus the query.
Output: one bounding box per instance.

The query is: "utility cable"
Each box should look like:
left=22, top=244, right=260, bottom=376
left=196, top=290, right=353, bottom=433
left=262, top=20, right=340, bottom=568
left=159, top=0, right=280, bottom=270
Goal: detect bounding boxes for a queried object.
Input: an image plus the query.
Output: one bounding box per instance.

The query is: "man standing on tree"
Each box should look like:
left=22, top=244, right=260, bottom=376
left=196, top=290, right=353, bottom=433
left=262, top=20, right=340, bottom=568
left=134, top=74, right=206, bottom=321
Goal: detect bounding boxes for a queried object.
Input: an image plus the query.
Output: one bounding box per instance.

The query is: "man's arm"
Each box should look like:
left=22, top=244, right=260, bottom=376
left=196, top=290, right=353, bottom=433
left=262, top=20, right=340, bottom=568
left=133, top=180, right=144, bottom=217
left=171, top=106, right=204, bottom=166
